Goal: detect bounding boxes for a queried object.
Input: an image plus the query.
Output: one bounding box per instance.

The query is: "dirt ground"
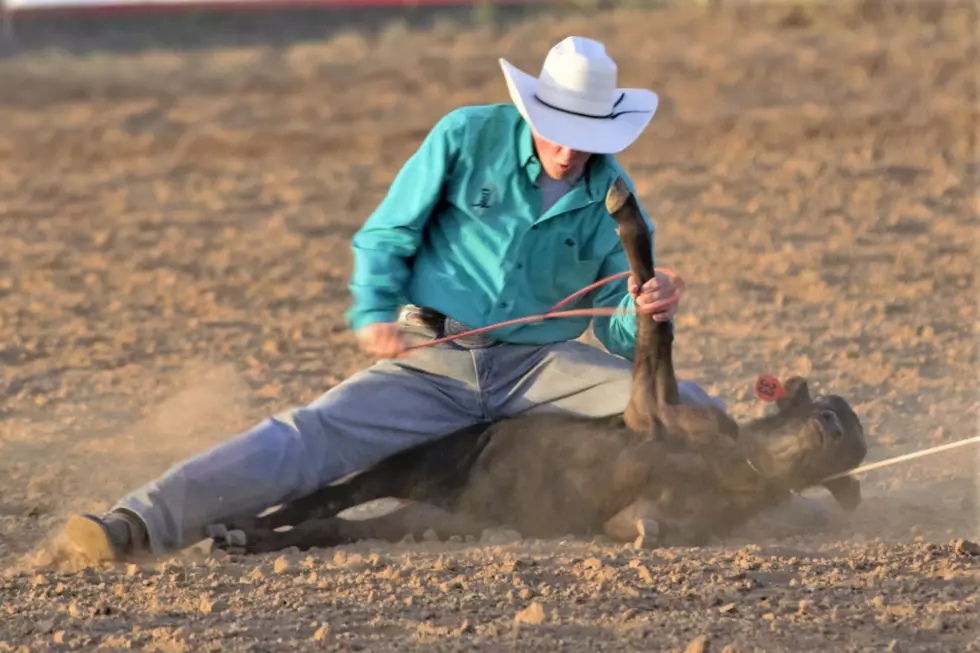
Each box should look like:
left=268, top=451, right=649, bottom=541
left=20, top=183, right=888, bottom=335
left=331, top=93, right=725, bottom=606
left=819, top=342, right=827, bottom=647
left=1, top=1, right=978, bottom=651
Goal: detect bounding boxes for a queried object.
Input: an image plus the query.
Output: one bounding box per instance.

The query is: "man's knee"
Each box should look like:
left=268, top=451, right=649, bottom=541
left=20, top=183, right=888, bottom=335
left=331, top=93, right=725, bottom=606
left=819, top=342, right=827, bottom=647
left=678, top=381, right=726, bottom=412
left=271, top=409, right=302, bottom=431
left=532, top=341, right=725, bottom=415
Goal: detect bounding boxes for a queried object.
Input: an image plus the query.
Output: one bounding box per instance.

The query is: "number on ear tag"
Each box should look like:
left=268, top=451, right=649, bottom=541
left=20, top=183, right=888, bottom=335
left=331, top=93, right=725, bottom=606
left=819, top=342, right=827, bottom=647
left=754, top=374, right=787, bottom=402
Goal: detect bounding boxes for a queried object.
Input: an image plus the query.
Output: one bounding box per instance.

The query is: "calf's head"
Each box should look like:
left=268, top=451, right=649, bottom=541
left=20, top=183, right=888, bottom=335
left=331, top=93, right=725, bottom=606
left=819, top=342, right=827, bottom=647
left=745, top=377, right=867, bottom=510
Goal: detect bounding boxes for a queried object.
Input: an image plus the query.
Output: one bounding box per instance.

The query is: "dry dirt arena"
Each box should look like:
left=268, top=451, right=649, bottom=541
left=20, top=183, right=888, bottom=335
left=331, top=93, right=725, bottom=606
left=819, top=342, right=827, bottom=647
left=1, top=1, right=979, bottom=651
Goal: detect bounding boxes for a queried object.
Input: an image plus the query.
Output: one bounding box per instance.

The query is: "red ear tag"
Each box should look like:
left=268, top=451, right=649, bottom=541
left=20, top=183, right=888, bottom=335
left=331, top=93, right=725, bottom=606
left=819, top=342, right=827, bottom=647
left=754, top=375, right=787, bottom=402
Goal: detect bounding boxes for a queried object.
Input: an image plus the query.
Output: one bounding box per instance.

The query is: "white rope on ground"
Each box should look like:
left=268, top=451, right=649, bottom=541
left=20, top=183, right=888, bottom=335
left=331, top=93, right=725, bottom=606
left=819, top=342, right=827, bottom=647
left=821, top=434, right=980, bottom=482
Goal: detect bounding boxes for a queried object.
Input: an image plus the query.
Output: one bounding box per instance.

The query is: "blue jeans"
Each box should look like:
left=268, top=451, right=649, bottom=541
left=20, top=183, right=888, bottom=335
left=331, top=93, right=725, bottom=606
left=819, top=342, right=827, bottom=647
left=117, top=309, right=725, bottom=554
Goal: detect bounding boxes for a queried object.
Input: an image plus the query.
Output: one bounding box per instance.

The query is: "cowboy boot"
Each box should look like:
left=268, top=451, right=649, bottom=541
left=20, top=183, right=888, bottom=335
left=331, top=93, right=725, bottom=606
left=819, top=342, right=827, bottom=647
left=64, top=509, right=149, bottom=562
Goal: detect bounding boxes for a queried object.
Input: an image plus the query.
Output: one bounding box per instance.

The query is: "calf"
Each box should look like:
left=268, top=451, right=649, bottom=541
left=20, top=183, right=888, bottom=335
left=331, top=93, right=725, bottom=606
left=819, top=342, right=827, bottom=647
left=208, top=177, right=867, bottom=554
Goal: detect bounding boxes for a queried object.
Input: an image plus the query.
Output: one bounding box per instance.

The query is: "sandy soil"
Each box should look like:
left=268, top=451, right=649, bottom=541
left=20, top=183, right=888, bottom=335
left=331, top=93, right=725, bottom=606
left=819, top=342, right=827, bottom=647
left=0, top=1, right=978, bottom=650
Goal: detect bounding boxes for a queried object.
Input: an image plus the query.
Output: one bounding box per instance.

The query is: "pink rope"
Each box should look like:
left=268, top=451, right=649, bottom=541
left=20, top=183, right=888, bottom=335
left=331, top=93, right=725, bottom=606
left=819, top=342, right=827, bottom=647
left=405, top=268, right=686, bottom=352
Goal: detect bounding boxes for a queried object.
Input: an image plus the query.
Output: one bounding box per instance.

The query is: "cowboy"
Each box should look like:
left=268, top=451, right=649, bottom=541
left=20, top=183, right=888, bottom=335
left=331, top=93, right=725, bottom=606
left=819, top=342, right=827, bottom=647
left=64, top=36, right=724, bottom=561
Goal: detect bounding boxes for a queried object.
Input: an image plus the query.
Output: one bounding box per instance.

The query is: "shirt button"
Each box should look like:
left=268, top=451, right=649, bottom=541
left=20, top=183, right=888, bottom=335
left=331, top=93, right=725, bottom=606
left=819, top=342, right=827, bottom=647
left=500, top=302, right=508, bottom=308
left=516, top=263, right=524, bottom=270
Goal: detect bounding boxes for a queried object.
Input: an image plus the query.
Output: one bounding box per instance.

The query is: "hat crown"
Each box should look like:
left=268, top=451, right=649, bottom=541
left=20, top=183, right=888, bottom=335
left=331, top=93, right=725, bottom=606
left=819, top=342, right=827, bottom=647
left=537, top=36, right=618, bottom=117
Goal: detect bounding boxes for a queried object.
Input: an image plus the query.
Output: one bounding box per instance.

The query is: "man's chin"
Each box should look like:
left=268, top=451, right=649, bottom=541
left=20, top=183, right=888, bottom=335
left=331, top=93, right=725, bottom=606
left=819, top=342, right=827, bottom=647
left=553, top=166, right=581, bottom=182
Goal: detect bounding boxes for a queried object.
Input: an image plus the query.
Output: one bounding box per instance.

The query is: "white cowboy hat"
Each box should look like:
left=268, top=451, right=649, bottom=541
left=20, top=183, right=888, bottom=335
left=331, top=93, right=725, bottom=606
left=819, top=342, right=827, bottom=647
left=499, top=36, right=659, bottom=155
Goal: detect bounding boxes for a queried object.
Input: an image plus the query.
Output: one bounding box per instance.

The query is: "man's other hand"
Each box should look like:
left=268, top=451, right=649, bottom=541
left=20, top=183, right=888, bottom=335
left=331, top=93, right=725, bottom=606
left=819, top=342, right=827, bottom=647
left=629, top=272, right=680, bottom=322
left=356, top=322, right=408, bottom=358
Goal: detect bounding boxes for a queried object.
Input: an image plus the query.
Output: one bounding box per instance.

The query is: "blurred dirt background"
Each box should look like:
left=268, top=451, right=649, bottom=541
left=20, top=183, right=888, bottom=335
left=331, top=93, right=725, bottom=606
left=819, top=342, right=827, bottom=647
left=0, top=0, right=978, bottom=650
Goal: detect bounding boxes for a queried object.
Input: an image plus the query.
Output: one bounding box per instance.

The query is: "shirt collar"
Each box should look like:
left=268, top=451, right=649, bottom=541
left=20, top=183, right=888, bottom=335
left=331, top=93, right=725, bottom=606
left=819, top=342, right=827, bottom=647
left=517, top=118, right=540, bottom=183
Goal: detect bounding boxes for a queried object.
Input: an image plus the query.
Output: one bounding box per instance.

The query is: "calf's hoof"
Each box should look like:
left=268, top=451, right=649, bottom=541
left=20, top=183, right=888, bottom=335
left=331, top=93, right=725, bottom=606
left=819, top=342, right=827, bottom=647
left=633, top=519, right=664, bottom=549
left=205, top=523, right=250, bottom=554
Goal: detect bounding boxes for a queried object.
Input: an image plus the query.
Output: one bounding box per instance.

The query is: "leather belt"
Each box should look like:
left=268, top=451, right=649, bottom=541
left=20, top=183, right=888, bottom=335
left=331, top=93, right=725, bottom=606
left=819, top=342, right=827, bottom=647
left=398, top=304, right=500, bottom=349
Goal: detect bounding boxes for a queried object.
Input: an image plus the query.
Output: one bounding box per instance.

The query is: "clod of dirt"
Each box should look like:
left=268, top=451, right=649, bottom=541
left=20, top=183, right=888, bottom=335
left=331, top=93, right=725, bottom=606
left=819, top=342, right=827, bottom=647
left=273, top=555, right=291, bottom=573
left=952, top=539, right=979, bottom=556
left=514, top=602, right=546, bottom=626
left=312, top=625, right=329, bottom=641
left=633, top=562, right=655, bottom=585
left=199, top=595, right=226, bottom=614
left=683, top=635, right=711, bottom=653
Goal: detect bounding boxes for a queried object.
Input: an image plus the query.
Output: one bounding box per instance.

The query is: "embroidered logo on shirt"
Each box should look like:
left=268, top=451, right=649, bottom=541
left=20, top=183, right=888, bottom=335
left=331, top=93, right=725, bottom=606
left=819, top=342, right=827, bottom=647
left=470, top=182, right=499, bottom=214
left=472, top=188, right=492, bottom=210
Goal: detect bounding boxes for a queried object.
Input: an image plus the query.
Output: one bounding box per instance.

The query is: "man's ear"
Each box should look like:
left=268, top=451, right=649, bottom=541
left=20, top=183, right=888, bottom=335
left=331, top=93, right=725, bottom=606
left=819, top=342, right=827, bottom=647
left=823, top=475, right=861, bottom=512
left=776, top=376, right=812, bottom=411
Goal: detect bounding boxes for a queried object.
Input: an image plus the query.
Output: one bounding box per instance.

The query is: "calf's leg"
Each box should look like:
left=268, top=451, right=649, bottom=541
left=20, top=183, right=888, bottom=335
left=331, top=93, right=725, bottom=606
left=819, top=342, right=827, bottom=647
left=226, top=502, right=490, bottom=554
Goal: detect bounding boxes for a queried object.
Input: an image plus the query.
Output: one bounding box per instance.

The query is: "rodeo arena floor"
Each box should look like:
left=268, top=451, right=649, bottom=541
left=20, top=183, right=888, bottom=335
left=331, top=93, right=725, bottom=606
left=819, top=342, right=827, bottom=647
left=0, top=0, right=978, bottom=651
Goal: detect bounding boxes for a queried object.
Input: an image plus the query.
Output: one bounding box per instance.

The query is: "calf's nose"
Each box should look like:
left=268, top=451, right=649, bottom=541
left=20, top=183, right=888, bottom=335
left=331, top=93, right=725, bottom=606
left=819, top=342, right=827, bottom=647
left=819, top=410, right=843, bottom=440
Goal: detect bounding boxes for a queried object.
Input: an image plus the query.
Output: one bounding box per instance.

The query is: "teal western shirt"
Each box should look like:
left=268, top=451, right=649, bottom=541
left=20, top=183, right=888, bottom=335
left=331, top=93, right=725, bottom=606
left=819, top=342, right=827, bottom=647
left=345, top=103, right=657, bottom=361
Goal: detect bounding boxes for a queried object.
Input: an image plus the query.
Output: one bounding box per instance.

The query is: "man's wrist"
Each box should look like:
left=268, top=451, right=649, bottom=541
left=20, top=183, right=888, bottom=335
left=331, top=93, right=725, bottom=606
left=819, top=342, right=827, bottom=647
left=346, top=307, right=399, bottom=333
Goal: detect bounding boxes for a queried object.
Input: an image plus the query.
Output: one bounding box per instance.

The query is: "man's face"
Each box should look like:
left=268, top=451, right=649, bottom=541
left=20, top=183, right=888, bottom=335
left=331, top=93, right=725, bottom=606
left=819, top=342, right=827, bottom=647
left=532, top=132, right=592, bottom=181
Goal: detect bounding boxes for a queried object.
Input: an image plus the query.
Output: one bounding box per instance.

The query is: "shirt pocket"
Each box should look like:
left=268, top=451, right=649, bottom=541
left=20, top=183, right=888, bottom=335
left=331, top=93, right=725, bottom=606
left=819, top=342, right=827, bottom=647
left=526, top=230, right=603, bottom=307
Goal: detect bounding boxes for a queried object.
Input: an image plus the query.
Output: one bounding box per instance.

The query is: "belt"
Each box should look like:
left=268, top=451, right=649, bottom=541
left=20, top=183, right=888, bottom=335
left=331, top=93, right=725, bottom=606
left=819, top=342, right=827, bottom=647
left=398, top=304, right=500, bottom=349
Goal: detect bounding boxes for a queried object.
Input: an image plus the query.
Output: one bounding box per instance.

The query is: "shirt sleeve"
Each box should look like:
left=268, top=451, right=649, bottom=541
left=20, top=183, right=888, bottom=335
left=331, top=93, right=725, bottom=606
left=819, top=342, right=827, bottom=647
left=590, top=175, right=671, bottom=361
left=344, top=111, right=465, bottom=332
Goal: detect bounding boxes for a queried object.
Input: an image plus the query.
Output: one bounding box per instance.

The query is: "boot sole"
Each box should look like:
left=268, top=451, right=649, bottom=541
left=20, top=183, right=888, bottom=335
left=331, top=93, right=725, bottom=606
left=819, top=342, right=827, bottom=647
left=65, top=514, right=121, bottom=562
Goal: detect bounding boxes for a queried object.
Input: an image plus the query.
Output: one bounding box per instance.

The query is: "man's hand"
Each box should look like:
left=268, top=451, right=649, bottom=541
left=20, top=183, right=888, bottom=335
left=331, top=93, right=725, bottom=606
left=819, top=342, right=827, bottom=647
left=356, top=322, right=408, bottom=358
left=629, top=272, right=680, bottom=322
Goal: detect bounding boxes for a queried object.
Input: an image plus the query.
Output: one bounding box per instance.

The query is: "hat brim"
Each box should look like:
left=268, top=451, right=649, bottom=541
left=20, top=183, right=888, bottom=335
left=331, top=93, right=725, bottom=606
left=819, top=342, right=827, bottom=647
left=499, top=58, right=658, bottom=155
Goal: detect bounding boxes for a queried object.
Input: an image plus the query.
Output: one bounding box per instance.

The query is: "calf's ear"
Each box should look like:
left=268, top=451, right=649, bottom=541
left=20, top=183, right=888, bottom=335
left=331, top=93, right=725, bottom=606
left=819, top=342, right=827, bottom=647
left=776, top=376, right=812, bottom=411
left=823, top=475, right=861, bottom=512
